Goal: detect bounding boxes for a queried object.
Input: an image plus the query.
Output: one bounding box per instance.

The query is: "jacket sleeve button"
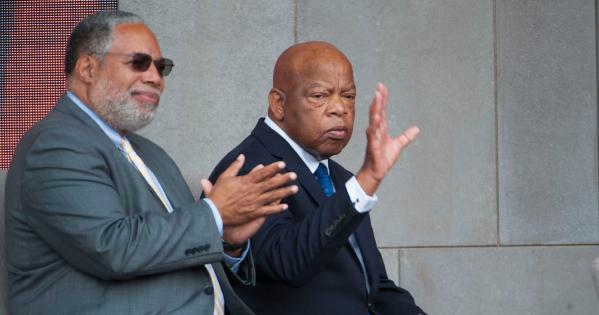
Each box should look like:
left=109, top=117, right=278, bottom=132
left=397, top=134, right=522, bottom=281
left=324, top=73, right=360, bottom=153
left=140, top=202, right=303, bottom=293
left=204, top=285, right=214, bottom=295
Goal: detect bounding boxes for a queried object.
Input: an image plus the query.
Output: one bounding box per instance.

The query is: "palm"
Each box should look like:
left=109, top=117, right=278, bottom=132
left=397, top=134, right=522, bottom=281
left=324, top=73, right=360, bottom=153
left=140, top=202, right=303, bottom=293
left=223, top=218, right=265, bottom=245
left=357, top=83, right=419, bottom=195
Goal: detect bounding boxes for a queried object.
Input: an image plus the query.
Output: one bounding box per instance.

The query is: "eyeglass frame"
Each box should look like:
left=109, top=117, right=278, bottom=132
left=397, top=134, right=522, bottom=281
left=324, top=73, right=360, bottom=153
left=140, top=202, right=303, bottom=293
left=91, top=51, right=174, bottom=77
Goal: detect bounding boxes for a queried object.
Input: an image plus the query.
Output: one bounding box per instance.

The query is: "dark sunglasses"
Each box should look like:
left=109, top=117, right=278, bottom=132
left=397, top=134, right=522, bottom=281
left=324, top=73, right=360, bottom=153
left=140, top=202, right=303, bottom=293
left=95, top=52, right=174, bottom=77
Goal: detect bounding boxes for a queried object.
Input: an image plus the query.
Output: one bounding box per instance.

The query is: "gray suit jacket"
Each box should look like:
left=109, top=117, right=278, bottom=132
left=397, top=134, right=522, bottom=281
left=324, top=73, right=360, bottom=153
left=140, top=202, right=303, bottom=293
left=4, top=94, right=255, bottom=315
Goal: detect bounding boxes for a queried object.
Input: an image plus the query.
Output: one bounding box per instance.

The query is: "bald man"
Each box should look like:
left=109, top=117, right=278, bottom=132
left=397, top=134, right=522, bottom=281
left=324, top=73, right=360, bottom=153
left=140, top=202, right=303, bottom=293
left=208, top=42, right=425, bottom=315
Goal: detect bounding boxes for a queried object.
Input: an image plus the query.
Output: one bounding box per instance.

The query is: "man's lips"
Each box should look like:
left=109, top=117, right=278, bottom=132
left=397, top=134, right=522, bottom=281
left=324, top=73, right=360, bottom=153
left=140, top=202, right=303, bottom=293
left=326, top=127, right=348, bottom=139
left=133, top=91, right=160, bottom=105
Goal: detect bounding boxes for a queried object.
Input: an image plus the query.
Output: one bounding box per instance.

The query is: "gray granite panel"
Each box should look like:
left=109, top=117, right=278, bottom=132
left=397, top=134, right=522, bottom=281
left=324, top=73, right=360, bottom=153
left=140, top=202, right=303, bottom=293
left=593, top=257, right=599, bottom=300
left=496, top=0, right=598, bottom=244
left=298, top=0, right=497, bottom=246
left=379, top=248, right=400, bottom=284
left=120, top=0, right=295, bottom=196
left=400, top=246, right=599, bottom=315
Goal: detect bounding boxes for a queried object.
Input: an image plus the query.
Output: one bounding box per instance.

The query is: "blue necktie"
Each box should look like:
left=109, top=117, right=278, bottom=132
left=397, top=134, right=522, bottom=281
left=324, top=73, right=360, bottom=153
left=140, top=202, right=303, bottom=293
left=314, top=162, right=372, bottom=309
left=314, top=163, right=334, bottom=197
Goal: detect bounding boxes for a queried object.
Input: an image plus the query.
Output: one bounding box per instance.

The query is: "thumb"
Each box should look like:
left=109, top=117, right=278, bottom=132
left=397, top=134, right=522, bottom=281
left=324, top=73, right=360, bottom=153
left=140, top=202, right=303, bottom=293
left=396, top=126, right=420, bottom=148
left=200, top=178, right=213, bottom=196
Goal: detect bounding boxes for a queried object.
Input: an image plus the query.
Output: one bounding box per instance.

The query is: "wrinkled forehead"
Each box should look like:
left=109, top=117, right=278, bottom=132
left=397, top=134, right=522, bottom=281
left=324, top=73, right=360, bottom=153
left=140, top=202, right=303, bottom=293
left=274, top=43, right=355, bottom=92
left=289, top=50, right=353, bottom=87
left=294, top=53, right=353, bottom=79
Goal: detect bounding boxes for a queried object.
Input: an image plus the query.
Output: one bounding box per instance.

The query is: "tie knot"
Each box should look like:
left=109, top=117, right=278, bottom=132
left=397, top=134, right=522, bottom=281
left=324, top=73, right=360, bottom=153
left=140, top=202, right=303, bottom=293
left=314, top=163, right=334, bottom=197
left=120, top=138, right=133, bottom=154
left=314, top=163, right=329, bottom=180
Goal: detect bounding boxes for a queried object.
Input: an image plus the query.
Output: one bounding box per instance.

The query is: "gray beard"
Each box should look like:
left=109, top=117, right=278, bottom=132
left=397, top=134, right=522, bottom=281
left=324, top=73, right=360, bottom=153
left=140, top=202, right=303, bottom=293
left=90, top=78, right=158, bottom=133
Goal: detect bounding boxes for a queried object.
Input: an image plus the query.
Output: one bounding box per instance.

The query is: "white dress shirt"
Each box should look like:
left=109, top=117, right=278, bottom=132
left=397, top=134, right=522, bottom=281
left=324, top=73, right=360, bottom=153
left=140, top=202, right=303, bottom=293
left=264, top=116, right=377, bottom=291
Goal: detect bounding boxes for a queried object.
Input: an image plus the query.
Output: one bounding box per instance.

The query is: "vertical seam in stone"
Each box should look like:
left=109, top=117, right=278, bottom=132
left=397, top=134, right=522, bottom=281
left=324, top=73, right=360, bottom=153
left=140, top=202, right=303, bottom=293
left=493, top=0, right=501, bottom=247
left=595, top=0, right=599, bottom=233
left=397, top=248, right=402, bottom=285
left=293, top=0, right=298, bottom=43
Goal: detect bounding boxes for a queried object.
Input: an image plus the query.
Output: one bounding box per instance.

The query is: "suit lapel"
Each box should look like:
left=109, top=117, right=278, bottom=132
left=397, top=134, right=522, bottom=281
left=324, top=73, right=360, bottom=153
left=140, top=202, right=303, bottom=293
left=330, top=160, right=379, bottom=293
left=354, top=216, right=379, bottom=293
left=212, top=262, right=255, bottom=315
left=254, top=118, right=381, bottom=296
left=56, top=95, right=154, bottom=194
left=252, top=119, right=326, bottom=205
left=328, top=159, right=352, bottom=191
left=54, top=94, right=117, bottom=150
left=129, top=136, right=187, bottom=211
left=55, top=94, right=175, bottom=214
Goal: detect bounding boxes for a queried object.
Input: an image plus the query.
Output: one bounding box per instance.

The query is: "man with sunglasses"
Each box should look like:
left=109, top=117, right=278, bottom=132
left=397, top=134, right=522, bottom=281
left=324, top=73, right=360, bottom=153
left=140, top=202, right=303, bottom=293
left=5, top=10, right=297, bottom=315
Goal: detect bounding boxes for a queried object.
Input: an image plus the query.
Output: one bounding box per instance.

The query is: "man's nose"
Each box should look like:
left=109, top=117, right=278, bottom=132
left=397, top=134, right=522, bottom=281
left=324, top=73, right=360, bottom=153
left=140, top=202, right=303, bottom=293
left=327, top=94, right=347, bottom=116
left=141, top=62, right=164, bottom=90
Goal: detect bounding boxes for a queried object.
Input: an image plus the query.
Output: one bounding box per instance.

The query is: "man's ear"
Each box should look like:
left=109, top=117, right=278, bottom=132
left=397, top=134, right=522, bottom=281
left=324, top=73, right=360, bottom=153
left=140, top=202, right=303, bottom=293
left=74, top=54, right=100, bottom=84
left=268, top=88, right=286, bottom=121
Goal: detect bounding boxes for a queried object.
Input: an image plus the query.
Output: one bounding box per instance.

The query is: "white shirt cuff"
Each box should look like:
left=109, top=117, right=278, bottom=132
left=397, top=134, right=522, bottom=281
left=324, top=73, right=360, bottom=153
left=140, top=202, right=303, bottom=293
left=202, top=198, right=223, bottom=236
left=345, top=176, right=378, bottom=213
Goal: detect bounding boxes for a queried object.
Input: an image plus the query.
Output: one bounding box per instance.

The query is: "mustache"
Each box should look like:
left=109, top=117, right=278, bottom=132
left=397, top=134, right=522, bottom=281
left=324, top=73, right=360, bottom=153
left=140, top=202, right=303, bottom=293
left=130, top=86, right=162, bottom=97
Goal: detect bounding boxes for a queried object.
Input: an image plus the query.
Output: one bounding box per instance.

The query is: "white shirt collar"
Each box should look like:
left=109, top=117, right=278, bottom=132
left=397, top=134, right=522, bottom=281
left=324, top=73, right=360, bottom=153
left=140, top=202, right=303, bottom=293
left=66, top=91, right=125, bottom=148
left=263, top=116, right=329, bottom=174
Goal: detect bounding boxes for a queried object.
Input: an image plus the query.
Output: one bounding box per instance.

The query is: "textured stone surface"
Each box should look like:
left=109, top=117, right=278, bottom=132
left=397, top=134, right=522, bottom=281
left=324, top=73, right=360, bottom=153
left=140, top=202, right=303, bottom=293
left=121, top=0, right=295, bottom=196
left=3, top=2, right=587, bottom=315
left=298, top=0, right=497, bottom=247
left=496, top=0, right=598, bottom=244
left=379, top=248, right=400, bottom=284
left=400, top=246, right=599, bottom=315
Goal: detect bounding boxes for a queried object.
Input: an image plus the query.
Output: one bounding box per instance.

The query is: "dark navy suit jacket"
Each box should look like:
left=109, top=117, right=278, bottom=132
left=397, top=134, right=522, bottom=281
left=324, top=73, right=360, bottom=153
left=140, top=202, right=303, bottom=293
left=209, top=119, right=425, bottom=315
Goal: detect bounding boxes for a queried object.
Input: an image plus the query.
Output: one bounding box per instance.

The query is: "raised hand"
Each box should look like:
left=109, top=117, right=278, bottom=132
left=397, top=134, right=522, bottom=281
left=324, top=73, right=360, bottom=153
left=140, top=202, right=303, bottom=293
left=201, top=154, right=298, bottom=247
left=355, top=83, right=420, bottom=196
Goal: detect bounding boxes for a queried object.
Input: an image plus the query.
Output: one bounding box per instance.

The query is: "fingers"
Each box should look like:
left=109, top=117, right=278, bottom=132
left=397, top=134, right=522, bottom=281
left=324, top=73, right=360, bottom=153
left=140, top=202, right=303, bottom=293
left=377, top=82, right=388, bottom=121
left=268, top=199, right=282, bottom=206
left=250, top=163, right=264, bottom=173
left=366, top=90, right=383, bottom=146
left=247, top=161, right=297, bottom=194
left=368, top=89, right=382, bottom=128
left=247, top=160, right=286, bottom=182
left=200, top=178, right=213, bottom=195
left=222, top=217, right=266, bottom=246
left=255, top=202, right=291, bottom=217
left=221, top=154, right=245, bottom=178
left=396, top=126, right=420, bottom=147
left=369, top=83, right=391, bottom=137
left=262, top=171, right=297, bottom=190
left=369, top=82, right=419, bottom=149
left=405, top=126, right=420, bottom=140
left=379, top=83, right=389, bottom=135
left=258, top=184, right=298, bottom=207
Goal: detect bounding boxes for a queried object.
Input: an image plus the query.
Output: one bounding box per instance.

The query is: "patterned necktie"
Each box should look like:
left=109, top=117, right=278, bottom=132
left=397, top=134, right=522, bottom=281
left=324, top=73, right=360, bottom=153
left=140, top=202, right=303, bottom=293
left=119, top=138, right=173, bottom=213
left=204, top=264, right=225, bottom=315
left=314, top=163, right=334, bottom=197
left=119, top=138, right=224, bottom=314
